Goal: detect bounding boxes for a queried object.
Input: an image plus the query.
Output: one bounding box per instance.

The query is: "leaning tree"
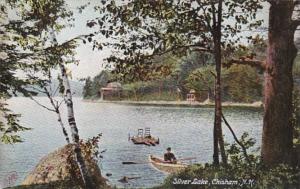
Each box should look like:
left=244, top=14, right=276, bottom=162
left=0, top=0, right=73, bottom=143
left=2, top=0, right=96, bottom=187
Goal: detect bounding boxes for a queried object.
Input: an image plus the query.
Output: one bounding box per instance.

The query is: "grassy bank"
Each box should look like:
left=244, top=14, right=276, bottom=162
left=6, top=180, right=112, bottom=189
left=153, top=163, right=300, bottom=189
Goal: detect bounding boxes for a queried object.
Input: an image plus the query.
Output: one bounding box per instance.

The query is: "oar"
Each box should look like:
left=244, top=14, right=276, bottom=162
left=122, top=161, right=148, bottom=165
left=178, top=157, right=197, bottom=161
left=122, top=157, right=196, bottom=165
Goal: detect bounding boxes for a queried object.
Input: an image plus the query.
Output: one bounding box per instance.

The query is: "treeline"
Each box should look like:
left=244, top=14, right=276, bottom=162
left=82, top=71, right=110, bottom=99
left=83, top=51, right=264, bottom=103
left=84, top=39, right=300, bottom=103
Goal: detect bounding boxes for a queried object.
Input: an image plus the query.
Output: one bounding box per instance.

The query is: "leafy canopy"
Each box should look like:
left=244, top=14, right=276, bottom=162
left=86, top=0, right=264, bottom=81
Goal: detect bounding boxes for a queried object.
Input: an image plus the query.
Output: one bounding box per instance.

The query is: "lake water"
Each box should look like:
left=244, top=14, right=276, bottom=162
left=0, top=97, right=263, bottom=188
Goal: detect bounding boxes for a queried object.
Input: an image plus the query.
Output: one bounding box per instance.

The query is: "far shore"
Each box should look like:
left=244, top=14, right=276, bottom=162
left=83, top=99, right=264, bottom=108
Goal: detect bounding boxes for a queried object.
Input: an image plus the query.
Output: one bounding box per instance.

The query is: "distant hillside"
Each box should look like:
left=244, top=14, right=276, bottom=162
left=68, top=80, right=84, bottom=97
left=30, top=80, right=84, bottom=97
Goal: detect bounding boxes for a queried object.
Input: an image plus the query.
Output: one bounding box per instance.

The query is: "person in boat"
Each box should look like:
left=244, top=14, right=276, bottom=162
left=164, top=147, right=177, bottom=164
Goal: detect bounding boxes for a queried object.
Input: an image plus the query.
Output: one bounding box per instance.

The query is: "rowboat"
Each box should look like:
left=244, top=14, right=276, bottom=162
left=149, top=155, right=187, bottom=174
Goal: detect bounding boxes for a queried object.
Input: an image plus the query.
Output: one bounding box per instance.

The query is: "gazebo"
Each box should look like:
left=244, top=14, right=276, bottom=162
left=186, top=89, right=196, bottom=103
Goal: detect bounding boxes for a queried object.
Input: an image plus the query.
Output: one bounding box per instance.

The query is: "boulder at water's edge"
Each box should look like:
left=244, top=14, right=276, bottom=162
left=21, top=144, right=107, bottom=189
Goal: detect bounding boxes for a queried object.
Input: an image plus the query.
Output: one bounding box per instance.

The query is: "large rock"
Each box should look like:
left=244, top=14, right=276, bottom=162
left=21, top=144, right=107, bottom=189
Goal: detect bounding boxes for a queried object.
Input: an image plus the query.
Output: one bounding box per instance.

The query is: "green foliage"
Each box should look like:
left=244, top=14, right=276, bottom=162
left=0, top=3, right=39, bottom=99
left=175, top=52, right=214, bottom=95
left=184, top=64, right=263, bottom=103
left=86, top=0, right=264, bottom=81
left=0, top=102, right=31, bottom=144
left=79, top=133, right=104, bottom=161
left=185, top=65, right=215, bottom=99
left=222, top=65, right=263, bottom=103
left=83, top=54, right=181, bottom=100
left=292, top=89, right=300, bottom=147
left=107, top=52, right=180, bottom=83
left=91, top=71, right=110, bottom=97
left=156, top=134, right=300, bottom=189
left=82, top=71, right=110, bottom=98
left=87, top=51, right=263, bottom=103
left=84, top=0, right=265, bottom=104
left=123, top=80, right=178, bottom=101
left=0, top=0, right=78, bottom=143
left=82, top=77, right=93, bottom=98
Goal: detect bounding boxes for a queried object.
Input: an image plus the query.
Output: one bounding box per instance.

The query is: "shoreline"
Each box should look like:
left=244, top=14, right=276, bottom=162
left=83, top=99, right=264, bottom=108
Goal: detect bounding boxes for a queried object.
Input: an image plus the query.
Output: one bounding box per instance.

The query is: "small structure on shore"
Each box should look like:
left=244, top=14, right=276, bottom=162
left=100, top=82, right=122, bottom=100
left=129, top=128, right=159, bottom=146
left=186, top=89, right=196, bottom=103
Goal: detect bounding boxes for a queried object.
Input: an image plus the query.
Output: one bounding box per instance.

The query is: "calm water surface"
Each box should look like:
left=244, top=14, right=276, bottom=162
left=0, top=97, right=263, bottom=188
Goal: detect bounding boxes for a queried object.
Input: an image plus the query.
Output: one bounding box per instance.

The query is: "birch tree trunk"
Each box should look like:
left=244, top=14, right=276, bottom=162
left=44, top=87, right=70, bottom=143
left=56, top=108, right=70, bottom=144
left=59, top=63, right=95, bottom=188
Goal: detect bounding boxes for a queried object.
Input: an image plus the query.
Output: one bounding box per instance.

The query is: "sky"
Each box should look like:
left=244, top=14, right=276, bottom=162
left=56, top=0, right=111, bottom=80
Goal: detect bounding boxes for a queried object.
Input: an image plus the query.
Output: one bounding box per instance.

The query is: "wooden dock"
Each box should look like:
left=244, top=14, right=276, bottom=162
left=131, top=136, right=159, bottom=146
left=130, top=128, right=159, bottom=146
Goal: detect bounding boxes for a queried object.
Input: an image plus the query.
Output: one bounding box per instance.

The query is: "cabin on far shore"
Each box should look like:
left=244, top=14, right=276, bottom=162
left=100, top=82, right=122, bottom=100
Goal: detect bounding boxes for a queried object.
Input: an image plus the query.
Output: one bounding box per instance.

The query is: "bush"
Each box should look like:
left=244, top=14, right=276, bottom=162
left=122, top=80, right=178, bottom=101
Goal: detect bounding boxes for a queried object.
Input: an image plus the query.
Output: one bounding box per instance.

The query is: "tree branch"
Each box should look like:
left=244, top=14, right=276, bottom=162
left=211, top=1, right=217, bottom=30
left=210, top=71, right=217, bottom=78
left=29, top=96, right=56, bottom=112
left=58, top=99, right=65, bottom=108
left=143, top=44, right=212, bottom=59
left=225, top=58, right=266, bottom=70
left=43, top=87, right=58, bottom=109
left=221, top=113, right=252, bottom=166
left=52, top=85, right=60, bottom=97
left=197, top=2, right=213, bottom=33
left=27, top=86, right=47, bottom=94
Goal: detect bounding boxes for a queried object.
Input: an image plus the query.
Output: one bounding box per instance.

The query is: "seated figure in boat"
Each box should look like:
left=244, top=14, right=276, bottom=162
left=164, top=147, right=177, bottom=164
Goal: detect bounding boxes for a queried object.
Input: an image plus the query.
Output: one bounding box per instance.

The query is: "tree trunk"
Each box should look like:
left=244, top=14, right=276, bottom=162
left=214, top=46, right=227, bottom=165
left=59, top=64, right=95, bottom=188
left=44, top=87, right=70, bottom=144
left=262, top=1, right=297, bottom=166
left=56, top=109, right=70, bottom=144
left=213, top=86, right=219, bottom=165
left=212, top=0, right=227, bottom=165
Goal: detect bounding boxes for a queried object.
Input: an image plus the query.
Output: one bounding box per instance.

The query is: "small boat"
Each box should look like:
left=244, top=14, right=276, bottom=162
left=149, top=155, right=187, bottom=174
